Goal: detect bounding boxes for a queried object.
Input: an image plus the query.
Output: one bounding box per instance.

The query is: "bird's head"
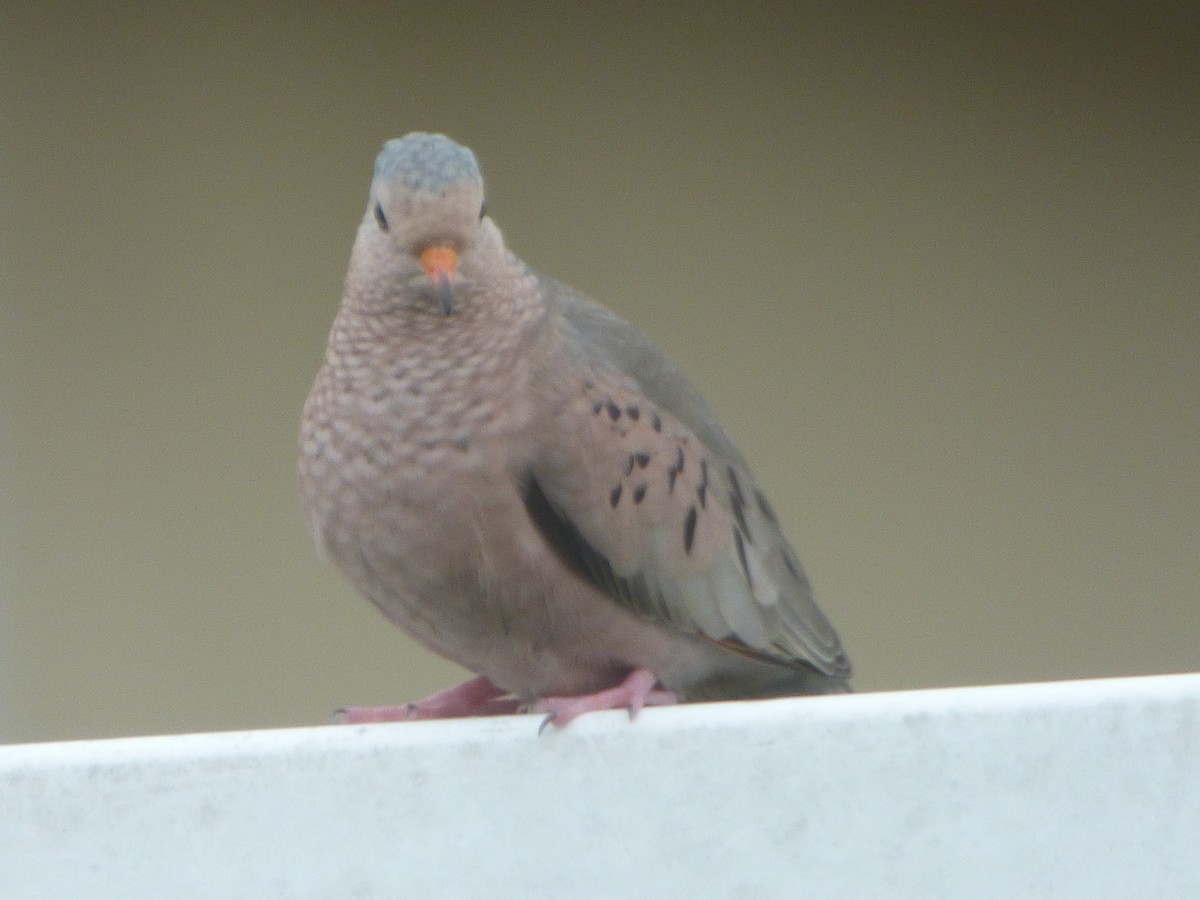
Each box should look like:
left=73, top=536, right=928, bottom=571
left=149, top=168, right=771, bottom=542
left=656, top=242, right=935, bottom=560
left=354, top=132, right=495, bottom=316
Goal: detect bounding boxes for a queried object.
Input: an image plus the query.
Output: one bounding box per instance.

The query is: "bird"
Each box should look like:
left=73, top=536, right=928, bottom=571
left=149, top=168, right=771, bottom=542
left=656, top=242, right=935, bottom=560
left=299, top=133, right=851, bottom=727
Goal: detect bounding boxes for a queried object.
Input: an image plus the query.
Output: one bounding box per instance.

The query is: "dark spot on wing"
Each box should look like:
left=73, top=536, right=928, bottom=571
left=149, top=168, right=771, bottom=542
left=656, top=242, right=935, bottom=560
left=683, top=505, right=697, bottom=554
left=754, top=489, right=778, bottom=525
left=592, top=399, right=604, bottom=415
left=626, top=404, right=640, bottom=421
left=606, top=400, right=621, bottom=421
left=727, top=466, right=745, bottom=504
left=633, top=483, right=646, bottom=504
left=651, top=411, right=662, bottom=432
left=610, top=484, right=622, bottom=507
left=666, top=443, right=686, bottom=495
left=730, top=491, right=750, bottom=539
left=727, top=466, right=751, bottom=540
left=633, top=451, right=651, bottom=469
left=697, top=482, right=707, bottom=508
left=733, top=528, right=753, bottom=589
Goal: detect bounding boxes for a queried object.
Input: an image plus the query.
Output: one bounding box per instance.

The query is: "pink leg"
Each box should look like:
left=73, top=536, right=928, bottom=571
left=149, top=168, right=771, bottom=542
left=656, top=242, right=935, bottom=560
left=533, top=668, right=678, bottom=730
left=334, top=674, right=521, bottom=723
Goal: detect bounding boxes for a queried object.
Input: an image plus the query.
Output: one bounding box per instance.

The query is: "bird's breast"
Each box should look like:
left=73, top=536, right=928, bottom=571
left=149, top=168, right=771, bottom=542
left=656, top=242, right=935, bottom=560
left=300, top=331, right=543, bottom=562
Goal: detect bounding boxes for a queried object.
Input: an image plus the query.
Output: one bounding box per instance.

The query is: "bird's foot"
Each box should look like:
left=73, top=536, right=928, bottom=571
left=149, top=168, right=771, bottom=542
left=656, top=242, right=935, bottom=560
left=334, top=674, right=521, bottom=723
left=533, top=668, right=678, bottom=731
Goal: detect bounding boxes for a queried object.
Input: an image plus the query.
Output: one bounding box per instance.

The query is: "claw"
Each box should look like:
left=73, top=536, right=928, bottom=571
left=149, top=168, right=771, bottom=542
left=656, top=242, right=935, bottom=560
left=533, top=668, right=678, bottom=730
left=334, top=674, right=515, bottom=723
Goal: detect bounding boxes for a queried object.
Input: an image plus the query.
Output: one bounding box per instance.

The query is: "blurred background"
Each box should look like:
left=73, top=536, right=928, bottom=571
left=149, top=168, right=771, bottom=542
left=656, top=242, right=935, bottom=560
left=2, top=3, right=1197, bottom=743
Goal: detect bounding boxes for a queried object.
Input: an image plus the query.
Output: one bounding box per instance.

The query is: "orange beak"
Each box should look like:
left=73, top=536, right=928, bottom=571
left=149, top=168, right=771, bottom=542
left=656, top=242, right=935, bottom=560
left=420, top=245, right=458, bottom=316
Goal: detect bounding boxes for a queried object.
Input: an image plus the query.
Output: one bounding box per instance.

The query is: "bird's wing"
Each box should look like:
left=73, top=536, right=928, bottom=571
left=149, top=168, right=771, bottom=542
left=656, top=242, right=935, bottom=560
left=524, top=276, right=849, bottom=677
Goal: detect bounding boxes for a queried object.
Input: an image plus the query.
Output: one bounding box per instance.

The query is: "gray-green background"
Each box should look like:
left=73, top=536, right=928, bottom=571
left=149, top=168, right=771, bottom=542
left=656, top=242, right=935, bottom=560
left=4, top=4, right=1197, bottom=743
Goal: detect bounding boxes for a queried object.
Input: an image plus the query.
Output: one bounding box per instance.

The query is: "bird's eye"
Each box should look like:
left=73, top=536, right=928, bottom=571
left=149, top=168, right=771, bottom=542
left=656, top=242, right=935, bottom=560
left=479, top=199, right=487, bottom=221
left=373, top=202, right=389, bottom=231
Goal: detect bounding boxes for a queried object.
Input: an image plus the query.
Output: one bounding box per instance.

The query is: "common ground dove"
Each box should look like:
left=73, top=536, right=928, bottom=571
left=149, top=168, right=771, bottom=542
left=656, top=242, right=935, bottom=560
left=299, top=133, right=851, bottom=727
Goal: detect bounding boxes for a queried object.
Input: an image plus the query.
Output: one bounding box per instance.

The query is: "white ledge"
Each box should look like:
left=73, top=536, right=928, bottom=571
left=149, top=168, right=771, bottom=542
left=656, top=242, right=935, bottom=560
left=3, top=673, right=1199, bottom=898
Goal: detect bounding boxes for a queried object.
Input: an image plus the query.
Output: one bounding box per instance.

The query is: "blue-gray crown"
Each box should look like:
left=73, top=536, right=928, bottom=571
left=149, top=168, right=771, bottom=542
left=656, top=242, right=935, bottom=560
left=374, top=133, right=480, bottom=193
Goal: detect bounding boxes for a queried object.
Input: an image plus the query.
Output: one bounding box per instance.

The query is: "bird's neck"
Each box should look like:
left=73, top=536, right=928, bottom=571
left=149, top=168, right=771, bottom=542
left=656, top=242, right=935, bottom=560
left=323, top=269, right=547, bottom=450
